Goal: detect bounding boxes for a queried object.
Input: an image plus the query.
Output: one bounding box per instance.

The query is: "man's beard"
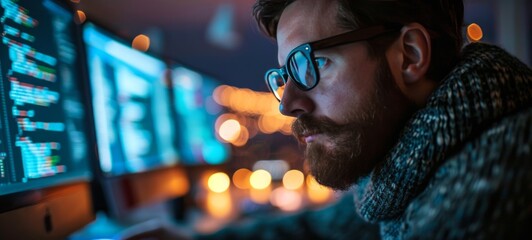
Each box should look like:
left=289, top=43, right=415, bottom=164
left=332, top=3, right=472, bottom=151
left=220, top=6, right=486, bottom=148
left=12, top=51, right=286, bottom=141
left=292, top=59, right=394, bottom=190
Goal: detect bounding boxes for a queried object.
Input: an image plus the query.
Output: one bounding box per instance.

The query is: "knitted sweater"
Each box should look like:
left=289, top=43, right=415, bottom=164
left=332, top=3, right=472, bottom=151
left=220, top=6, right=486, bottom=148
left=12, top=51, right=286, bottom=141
left=197, top=43, right=532, bottom=239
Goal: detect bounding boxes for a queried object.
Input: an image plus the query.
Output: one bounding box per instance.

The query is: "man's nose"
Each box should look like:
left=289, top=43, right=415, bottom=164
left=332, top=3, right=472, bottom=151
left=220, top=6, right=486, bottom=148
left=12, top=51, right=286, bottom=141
left=279, top=79, right=314, bottom=117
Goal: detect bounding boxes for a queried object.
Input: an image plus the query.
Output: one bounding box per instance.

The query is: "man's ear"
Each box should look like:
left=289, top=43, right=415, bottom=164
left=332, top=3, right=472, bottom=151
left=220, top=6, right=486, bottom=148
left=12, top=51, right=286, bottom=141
left=399, top=22, right=431, bottom=84
left=386, top=22, right=436, bottom=106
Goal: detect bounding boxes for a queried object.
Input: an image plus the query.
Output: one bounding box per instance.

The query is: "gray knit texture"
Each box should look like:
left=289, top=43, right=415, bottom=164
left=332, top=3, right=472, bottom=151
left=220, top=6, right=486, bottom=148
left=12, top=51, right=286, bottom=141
left=197, top=43, right=531, bottom=240
left=354, top=43, right=532, bottom=239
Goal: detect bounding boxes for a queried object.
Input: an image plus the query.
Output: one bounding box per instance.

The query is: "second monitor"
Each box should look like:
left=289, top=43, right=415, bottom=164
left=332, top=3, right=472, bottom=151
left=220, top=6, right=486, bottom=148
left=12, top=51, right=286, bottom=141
left=83, top=22, right=185, bottom=220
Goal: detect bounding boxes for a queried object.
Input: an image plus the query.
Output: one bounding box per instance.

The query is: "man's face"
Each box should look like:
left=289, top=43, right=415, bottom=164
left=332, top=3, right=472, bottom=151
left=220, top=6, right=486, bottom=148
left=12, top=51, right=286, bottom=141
left=276, top=0, right=414, bottom=190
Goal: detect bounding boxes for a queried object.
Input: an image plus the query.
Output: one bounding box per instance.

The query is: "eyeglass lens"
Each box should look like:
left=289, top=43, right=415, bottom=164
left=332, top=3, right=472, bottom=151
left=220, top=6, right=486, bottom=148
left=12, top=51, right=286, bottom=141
left=267, top=50, right=318, bottom=100
left=267, top=71, right=286, bottom=100
left=289, top=51, right=317, bottom=90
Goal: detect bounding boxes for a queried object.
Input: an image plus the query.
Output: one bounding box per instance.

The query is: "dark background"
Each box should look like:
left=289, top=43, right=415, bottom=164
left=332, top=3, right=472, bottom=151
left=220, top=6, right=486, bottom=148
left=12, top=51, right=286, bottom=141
left=74, top=0, right=530, bottom=93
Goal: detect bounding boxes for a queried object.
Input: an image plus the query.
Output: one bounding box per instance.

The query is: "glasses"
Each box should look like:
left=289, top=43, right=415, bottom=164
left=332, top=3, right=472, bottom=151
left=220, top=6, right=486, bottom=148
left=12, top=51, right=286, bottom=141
left=265, top=24, right=402, bottom=101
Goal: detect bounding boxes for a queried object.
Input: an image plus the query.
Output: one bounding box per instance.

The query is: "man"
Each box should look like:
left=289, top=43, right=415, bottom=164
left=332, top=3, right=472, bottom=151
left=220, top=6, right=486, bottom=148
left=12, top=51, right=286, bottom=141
left=127, top=0, right=531, bottom=239
left=197, top=0, right=531, bottom=238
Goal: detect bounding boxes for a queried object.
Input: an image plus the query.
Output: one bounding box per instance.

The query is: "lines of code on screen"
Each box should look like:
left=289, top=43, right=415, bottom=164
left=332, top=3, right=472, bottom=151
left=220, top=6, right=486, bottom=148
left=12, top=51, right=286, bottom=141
left=0, top=0, right=90, bottom=192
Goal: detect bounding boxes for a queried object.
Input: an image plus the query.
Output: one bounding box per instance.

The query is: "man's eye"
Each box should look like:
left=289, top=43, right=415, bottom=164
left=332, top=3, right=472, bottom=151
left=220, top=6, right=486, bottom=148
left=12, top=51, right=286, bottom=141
left=314, top=57, right=328, bottom=69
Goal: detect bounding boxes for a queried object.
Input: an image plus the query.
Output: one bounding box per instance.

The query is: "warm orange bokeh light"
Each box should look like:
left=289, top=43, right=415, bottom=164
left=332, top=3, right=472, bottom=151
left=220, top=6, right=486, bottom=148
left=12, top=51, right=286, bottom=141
left=306, top=175, right=333, bottom=204
left=212, top=85, right=294, bottom=135
left=167, top=169, right=190, bottom=197
left=283, top=170, right=305, bottom=190
left=270, top=187, right=303, bottom=212
left=258, top=115, right=284, bottom=134
left=249, top=169, right=272, bottom=190
left=249, top=185, right=272, bottom=204
left=132, top=34, right=150, bottom=52
left=232, top=168, right=252, bottom=190
left=207, top=172, right=230, bottom=193
left=213, top=85, right=232, bottom=106
left=205, top=191, right=233, bottom=218
left=467, top=23, right=483, bottom=42
left=218, top=119, right=241, bottom=142
left=74, top=10, right=86, bottom=24
left=232, top=125, right=249, bottom=147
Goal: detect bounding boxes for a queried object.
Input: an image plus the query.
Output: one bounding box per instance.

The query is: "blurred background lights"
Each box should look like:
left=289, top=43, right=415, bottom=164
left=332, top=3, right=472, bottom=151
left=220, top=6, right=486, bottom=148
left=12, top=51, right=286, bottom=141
left=249, top=169, right=271, bottom=190
left=252, top=160, right=289, bottom=180
left=467, top=23, right=483, bottom=42
left=218, top=119, right=241, bottom=142
left=282, top=170, right=304, bottom=190
left=207, top=172, right=230, bottom=193
left=258, top=115, right=284, bottom=134
left=75, top=10, right=86, bottom=24
left=205, top=191, right=232, bottom=218
left=167, top=168, right=190, bottom=197
left=232, top=168, right=252, bottom=190
left=306, top=175, right=333, bottom=204
left=231, top=125, right=249, bottom=147
left=132, top=34, right=150, bottom=52
left=249, top=186, right=271, bottom=204
left=202, top=141, right=228, bottom=165
left=270, top=187, right=302, bottom=212
left=212, top=85, right=294, bottom=136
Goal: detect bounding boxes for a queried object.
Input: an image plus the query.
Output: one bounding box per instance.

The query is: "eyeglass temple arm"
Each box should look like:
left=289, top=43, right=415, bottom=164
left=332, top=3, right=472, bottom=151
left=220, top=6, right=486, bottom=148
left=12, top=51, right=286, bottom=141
left=310, top=24, right=403, bottom=50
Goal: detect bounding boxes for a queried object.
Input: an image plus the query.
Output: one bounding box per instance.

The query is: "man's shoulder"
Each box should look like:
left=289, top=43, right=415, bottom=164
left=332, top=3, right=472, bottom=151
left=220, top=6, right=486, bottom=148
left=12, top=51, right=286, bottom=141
left=402, top=106, right=532, bottom=239
left=463, top=104, right=532, bottom=157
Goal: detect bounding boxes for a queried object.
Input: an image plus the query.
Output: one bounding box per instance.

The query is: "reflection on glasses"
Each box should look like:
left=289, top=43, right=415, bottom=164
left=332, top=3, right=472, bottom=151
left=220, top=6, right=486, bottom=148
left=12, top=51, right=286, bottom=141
left=265, top=24, right=402, bottom=101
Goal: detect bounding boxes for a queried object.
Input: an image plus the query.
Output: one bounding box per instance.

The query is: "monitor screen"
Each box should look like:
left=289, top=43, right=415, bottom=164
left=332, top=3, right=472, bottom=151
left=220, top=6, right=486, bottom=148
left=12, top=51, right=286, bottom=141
left=83, top=23, right=186, bottom=221
left=171, top=65, right=229, bottom=165
left=83, top=22, right=178, bottom=176
left=0, top=0, right=94, bottom=238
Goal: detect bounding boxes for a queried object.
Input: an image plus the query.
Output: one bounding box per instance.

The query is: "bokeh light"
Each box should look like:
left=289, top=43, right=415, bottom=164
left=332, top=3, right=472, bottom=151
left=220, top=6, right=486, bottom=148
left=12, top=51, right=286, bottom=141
left=132, top=34, right=150, bottom=52
left=167, top=168, right=190, bottom=197
left=75, top=10, right=86, bottom=24
left=253, top=160, right=289, bottom=180
left=205, top=191, right=232, bottom=218
left=249, top=169, right=272, bottom=190
left=467, top=23, right=483, bottom=42
left=232, top=168, right=252, bottom=190
left=207, top=172, right=230, bottom=193
left=231, top=125, right=249, bottom=147
left=250, top=185, right=272, bottom=204
left=270, top=187, right=302, bottom=212
left=218, top=119, right=241, bottom=142
left=282, top=170, right=304, bottom=190
left=212, top=85, right=294, bottom=135
left=306, top=175, right=333, bottom=204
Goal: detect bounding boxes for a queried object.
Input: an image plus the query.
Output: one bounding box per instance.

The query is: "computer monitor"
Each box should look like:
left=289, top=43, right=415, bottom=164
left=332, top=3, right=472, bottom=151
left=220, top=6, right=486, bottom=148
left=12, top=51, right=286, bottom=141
left=0, top=0, right=95, bottom=238
left=170, top=64, right=229, bottom=166
left=83, top=22, right=186, bottom=220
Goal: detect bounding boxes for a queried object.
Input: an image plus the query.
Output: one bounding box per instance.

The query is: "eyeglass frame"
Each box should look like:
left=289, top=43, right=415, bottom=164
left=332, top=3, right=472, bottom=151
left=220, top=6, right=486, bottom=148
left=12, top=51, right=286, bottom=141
left=265, top=23, right=403, bottom=101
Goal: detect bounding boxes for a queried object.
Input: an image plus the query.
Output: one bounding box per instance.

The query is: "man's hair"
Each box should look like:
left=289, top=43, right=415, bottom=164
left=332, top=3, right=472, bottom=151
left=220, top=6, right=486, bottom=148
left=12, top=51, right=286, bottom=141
left=253, top=0, right=464, bottom=82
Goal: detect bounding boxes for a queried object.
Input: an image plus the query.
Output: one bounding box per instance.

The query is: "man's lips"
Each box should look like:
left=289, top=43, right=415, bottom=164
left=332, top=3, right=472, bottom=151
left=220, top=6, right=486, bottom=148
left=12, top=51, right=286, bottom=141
left=297, top=132, right=320, bottom=144
left=304, top=135, right=316, bottom=143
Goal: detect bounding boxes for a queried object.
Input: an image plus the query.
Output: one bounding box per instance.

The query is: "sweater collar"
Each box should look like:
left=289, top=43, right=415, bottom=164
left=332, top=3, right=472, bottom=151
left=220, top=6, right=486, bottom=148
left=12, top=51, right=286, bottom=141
left=353, top=43, right=532, bottom=222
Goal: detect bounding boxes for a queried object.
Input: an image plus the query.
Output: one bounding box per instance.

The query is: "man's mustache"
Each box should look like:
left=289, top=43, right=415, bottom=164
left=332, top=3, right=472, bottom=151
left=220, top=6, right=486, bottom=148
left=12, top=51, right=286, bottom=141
left=292, top=114, right=344, bottom=140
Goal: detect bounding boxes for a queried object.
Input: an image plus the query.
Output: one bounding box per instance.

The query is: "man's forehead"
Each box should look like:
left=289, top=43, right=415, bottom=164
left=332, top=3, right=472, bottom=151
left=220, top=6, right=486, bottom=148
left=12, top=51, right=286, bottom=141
left=276, top=0, right=340, bottom=61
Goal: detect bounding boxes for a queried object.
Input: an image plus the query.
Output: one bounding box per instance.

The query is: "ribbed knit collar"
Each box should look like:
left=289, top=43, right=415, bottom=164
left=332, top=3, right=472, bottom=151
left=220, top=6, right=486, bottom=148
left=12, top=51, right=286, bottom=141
left=353, top=43, right=532, bottom=222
